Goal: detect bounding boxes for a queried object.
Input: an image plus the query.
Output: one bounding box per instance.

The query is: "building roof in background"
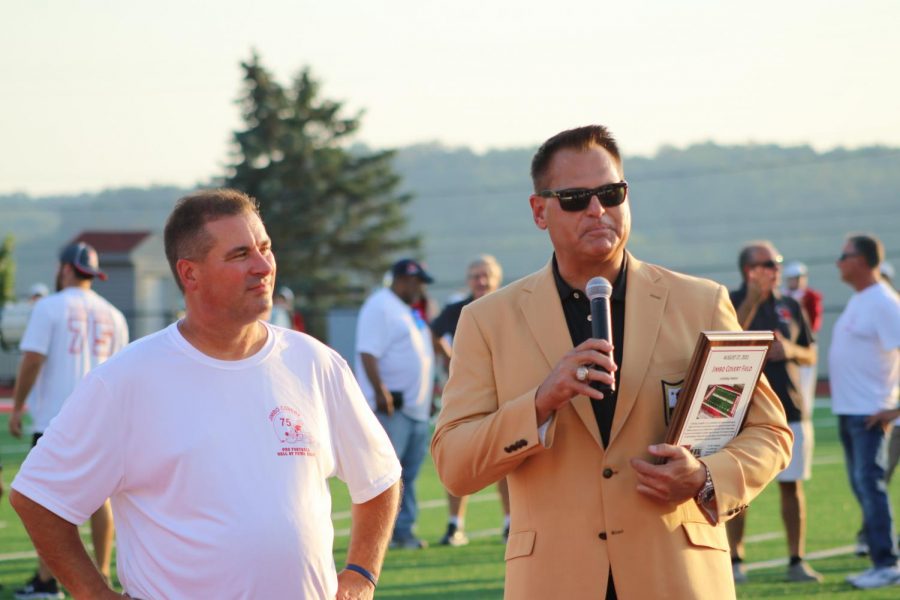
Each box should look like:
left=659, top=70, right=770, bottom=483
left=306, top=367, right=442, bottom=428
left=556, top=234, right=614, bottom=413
left=68, top=231, right=152, bottom=254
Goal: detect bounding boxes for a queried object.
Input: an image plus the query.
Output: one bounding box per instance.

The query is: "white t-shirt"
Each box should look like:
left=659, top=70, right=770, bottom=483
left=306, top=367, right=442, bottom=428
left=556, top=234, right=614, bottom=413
left=19, top=287, right=129, bottom=432
left=12, top=322, right=401, bottom=600
left=354, top=287, right=434, bottom=422
left=829, top=281, right=900, bottom=415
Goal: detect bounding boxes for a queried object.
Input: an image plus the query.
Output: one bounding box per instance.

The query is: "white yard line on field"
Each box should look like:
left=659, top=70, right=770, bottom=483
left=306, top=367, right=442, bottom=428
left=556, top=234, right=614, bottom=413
left=0, top=531, right=856, bottom=568
left=745, top=545, right=857, bottom=571
left=332, top=490, right=499, bottom=522
left=746, top=531, right=783, bottom=543
left=0, top=550, right=37, bottom=562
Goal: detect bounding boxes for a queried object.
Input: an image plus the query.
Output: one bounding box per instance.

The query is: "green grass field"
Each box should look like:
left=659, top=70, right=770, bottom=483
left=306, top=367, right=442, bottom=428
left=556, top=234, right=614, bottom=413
left=2, top=403, right=900, bottom=598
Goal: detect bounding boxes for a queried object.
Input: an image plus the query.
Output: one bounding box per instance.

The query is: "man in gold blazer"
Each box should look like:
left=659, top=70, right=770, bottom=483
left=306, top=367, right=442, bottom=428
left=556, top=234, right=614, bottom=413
left=431, top=125, right=792, bottom=599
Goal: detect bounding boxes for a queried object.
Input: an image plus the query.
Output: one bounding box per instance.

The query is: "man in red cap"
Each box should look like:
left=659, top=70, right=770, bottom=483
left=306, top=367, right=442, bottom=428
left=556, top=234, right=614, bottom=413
left=9, top=241, right=129, bottom=599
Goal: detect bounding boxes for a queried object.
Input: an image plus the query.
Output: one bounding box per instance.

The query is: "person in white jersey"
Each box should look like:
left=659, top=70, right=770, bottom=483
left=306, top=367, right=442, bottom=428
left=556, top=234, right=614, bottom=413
left=355, top=258, right=436, bottom=549
left=10, top=241, right=129, bottom=600
left=830, top=233, right=900, bottom=590
left=10, top=189, right=401, bottom=600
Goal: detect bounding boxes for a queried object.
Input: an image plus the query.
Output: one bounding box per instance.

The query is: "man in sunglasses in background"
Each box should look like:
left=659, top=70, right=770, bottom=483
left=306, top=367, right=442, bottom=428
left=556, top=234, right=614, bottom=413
left=727, top=241, right=821, bottom=584
left=830, top=234, right=900, bottom=589
left=432, top=125, right=791, bottom=599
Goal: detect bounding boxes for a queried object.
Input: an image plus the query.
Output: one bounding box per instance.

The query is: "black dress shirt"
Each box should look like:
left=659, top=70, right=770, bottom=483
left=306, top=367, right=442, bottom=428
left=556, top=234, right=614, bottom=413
left=552, top=254, right=628, bottom=448
left=430, top=295, right=473, bottom=339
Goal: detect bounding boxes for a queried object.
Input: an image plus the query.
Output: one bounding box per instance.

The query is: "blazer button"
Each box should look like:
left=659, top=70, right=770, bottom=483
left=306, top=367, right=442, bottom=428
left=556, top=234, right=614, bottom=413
left=598, top=532, right=607, bottom=540
left=602, top=468, right=614, bottom=479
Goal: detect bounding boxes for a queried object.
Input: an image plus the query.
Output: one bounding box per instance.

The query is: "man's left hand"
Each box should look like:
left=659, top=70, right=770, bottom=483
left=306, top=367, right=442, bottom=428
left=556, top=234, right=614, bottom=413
left=336, top=569, right=375, bottom=600
left=630, top=444, right=706, bottom=503
left=865, top=409, right=900, bottom=431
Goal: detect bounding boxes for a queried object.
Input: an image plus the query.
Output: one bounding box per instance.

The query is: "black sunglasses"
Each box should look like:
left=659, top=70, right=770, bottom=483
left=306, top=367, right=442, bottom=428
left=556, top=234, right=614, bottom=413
left=749, top=259, right=782, bottom=270
left=838, top=252, right=860, bottom=262
left=539, top=181, right=628, bottom=212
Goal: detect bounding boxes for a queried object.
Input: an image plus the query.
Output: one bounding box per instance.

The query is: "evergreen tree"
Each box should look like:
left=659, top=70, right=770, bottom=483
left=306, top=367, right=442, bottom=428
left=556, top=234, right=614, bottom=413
left=226, top=53, right=419, bottom=336
left=0, top=235, right=15, bottom=304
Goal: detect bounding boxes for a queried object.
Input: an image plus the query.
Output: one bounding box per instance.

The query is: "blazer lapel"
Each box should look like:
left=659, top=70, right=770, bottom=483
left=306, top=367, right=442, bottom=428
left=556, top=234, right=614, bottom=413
left=610, top=255, right=668, bottom=444
left=520, top=262, right=603, bottom=449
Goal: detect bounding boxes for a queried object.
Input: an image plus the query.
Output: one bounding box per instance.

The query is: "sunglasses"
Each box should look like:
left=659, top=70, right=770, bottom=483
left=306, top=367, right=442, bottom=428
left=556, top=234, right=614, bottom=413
left=749, top=259, right=782, bottom=270
left=838, top=252, right=860, bottom=261
left=539, top=181, right=628, bottom=212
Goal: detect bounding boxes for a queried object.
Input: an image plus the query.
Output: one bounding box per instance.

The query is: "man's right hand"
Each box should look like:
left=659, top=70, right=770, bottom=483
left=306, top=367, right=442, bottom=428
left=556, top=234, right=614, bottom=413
left=374, top=387, right=395, bottom=417
left=9, top=408, right=24, bottom=438
left=534, top=338, right=616, bottom=425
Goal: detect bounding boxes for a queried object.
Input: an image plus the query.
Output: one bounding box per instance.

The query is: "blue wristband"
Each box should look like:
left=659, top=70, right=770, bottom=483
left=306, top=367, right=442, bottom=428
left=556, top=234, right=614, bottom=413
left=345, top=563, right=377, bottom=587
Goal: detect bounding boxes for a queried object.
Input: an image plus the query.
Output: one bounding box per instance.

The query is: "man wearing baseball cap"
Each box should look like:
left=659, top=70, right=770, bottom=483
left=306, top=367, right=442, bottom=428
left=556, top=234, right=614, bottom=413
left=10, top=241, right=128, bottom=599
left=355, top=258, right=436, bottom=549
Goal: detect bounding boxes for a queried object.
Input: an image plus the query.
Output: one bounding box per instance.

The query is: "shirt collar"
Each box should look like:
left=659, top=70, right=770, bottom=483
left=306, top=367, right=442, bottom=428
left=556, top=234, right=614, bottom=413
left=737, top=282, right=781, bottom=302
left=552, top=253, right=629, bottom=302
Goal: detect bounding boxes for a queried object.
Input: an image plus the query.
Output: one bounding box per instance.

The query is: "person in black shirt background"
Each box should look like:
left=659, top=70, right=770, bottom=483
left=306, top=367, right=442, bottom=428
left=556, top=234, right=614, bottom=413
left=431, top=255, right=511, bottom=546
left=728, top=240, right=821, bottom=584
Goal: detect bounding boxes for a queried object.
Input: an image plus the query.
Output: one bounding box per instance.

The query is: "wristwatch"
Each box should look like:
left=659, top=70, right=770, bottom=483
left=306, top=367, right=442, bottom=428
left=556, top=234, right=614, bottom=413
left=695, top=463, right=715, bottom=505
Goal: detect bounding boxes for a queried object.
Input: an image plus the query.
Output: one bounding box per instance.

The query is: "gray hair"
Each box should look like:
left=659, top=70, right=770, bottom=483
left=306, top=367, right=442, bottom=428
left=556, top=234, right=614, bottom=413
left=468, top=254, right=503, bottom=282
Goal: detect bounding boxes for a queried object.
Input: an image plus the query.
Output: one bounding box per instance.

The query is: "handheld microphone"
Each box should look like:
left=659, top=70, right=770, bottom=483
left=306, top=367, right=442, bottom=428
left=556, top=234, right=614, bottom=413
left=586, top=276, right=614, bottom=393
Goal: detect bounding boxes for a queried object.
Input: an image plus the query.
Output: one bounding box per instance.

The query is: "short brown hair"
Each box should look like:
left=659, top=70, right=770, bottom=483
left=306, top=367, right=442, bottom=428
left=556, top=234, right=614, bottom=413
left=530, top=125, right=622, bottom=192
left=847, top=233, right=884, bottom=269
left=164, top=188, right=261, bottom=291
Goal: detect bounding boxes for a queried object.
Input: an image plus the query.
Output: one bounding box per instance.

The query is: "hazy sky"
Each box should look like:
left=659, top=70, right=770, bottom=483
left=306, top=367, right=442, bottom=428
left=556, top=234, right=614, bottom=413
left=3, top=0, right=899, bottom=195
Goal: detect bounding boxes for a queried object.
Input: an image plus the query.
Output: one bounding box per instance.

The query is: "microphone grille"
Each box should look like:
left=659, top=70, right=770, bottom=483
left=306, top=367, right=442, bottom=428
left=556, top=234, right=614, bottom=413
left=586, top=276, right=612, bottom=300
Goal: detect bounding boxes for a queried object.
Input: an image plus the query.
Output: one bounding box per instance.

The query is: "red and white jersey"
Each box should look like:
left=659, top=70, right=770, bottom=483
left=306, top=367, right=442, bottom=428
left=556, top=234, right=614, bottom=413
left=20, top=287, right=128, bottom=432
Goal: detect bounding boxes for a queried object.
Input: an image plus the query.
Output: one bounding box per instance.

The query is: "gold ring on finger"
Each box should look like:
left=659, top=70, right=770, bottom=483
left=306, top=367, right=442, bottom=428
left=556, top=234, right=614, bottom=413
left=575, top=365, right=589, bottom=382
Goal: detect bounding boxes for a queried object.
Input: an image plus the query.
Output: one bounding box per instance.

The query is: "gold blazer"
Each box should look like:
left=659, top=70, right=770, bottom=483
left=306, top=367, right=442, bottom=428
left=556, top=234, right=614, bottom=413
left=432, top=254, right=792, bottom=599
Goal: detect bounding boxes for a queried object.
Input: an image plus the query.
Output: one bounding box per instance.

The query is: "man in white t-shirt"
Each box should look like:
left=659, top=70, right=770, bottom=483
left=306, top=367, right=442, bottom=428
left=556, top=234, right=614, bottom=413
left=11, top=189, right=401, bottom=600
left=10, top=241, right=129, bottom=599
left=355, top=258, right=435, bottom=549
left=829, top=233, right=900, bottom=590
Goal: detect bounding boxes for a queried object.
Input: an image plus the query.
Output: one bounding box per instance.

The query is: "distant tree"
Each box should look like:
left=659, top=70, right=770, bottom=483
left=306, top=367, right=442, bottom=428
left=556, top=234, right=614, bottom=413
left=225, top=53, right=419, bottom=337
left=0, top=235, right=15, bottom=304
